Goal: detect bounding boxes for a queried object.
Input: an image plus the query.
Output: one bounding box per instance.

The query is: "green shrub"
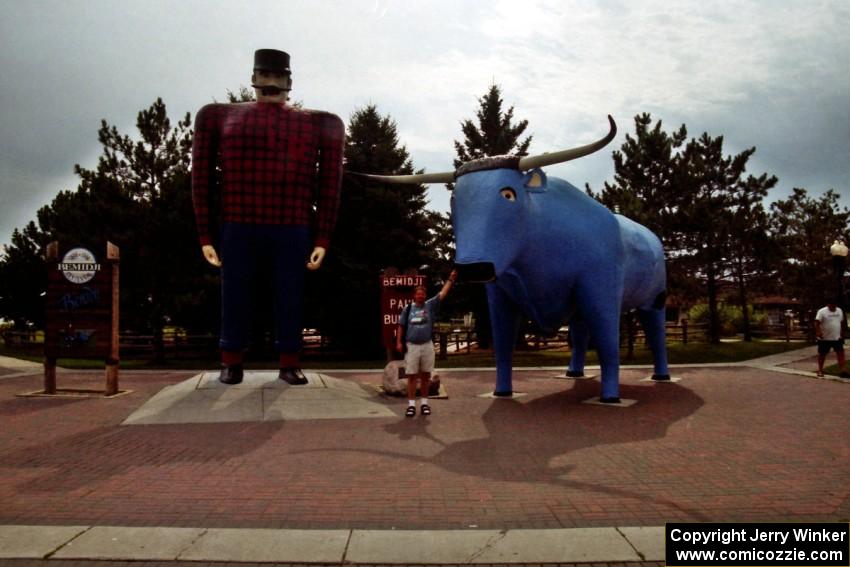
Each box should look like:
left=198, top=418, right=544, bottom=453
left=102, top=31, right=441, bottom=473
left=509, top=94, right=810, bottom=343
left=686, top=303, right=768, bottom=335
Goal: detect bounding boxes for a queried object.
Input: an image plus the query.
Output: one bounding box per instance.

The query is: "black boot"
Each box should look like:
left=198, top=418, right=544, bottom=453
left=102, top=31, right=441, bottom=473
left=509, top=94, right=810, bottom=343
left=279, top=367, right=308, bottom=385
left=219, top=364, right=243, bottom=385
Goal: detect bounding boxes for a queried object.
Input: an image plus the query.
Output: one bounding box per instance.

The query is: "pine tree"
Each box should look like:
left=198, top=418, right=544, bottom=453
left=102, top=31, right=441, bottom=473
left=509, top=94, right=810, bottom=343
left=590, top=115, right=778, bottom=343
left=310, top=105, right=436, bottom=355
left=592, top=113, right=686, bottom=245
left=454, top=84, right=532, bottom=164
left=727, top=172, right=778, bottom=340
left=451, top=84, right=533, bottom=348
left=74, top=98, right=192, bottom=202
left=0, top=223, right=47, bottom=328
left=0, top=99, right=211, bottom=336
left=675, top=134, right=733, bottom=343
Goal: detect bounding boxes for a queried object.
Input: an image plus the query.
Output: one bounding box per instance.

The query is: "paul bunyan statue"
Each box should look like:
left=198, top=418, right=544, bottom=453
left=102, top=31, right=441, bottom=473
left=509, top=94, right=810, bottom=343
left=192, top=49, right=344, bottom=385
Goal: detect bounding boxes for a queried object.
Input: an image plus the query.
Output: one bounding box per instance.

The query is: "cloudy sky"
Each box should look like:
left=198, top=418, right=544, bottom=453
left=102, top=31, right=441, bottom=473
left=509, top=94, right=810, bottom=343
left=1, top=0, right=848, bottom=250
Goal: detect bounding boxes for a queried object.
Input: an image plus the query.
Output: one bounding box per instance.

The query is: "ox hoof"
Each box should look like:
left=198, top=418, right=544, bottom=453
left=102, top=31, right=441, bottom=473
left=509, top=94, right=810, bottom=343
left=599, top=396, right=621, bottom=404
left=651, top=374, right=671, bottom=381
left=566, top=370, right=585, bottom=378
left=493, top=390, right=513, bottom=397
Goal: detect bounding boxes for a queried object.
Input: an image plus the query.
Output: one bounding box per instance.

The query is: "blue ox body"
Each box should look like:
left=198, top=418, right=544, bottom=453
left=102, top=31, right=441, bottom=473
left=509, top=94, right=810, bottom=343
left=452, top=163, right=669, bottom=401
left=356, top=115, right=670, bottom=402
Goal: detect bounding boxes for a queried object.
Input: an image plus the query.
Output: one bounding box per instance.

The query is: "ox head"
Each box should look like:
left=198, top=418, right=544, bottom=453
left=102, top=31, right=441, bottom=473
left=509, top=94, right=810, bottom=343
left=350, top=116, right=617, bottom=283
left=450, top=159, right=544, bottom=282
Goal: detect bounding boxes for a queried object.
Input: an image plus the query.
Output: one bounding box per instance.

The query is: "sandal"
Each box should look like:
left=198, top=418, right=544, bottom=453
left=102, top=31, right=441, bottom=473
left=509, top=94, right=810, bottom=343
left=405, top=406, right=416, bottom=417
left=816, top=371, right=824, bottom=377
left=421, top=404, right=431, bottom=416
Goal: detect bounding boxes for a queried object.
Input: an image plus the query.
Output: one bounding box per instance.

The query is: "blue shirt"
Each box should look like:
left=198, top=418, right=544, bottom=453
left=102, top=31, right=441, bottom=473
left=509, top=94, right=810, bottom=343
left=400, top=295, right=440, bottom=344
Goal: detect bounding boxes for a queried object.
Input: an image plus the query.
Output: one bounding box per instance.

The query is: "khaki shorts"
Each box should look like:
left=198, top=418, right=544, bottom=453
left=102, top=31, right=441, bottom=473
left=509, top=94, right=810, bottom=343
left=405, top=341, right=435, bottom=375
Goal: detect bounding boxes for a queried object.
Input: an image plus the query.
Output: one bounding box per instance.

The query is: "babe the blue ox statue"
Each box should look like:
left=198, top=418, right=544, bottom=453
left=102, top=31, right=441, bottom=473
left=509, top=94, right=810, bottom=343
left=358, top=116, right=670, bottom=402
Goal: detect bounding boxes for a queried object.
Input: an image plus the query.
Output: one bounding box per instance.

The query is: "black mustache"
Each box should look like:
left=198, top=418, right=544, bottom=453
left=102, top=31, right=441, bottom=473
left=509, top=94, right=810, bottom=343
left=251, top=84, right=291, bottom=94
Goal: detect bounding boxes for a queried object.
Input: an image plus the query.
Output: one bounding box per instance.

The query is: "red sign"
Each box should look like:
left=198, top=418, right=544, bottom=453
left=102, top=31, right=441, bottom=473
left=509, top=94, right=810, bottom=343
left=44, top=241, right=120, bottom=395
left=380, top=273, right=426, bottom=349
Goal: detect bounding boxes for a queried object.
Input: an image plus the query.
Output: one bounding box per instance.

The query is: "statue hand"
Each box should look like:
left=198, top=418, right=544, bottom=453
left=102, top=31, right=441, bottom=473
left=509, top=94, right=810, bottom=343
left=202, top=245, right=221, bottom=267
left=307, top=246, right=326, bottom=271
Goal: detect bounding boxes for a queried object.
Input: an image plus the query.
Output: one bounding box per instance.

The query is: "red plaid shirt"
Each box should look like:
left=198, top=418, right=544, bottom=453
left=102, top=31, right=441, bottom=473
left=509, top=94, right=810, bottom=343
left=191, top=102, right=344, bottom=249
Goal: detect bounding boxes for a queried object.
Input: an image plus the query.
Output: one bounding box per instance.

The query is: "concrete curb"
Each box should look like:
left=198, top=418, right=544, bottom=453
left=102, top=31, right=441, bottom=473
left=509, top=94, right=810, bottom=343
left=0, top=524, right=666, bottom=563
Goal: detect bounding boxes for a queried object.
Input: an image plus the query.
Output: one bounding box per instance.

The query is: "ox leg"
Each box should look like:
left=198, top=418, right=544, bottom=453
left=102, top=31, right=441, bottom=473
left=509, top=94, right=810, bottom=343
left=487, top=283, right=519, bottom=396
left=638, top=308, right=670, bottom=380
left=567, top=319, right=590, bottom=377
left=587, top=311, right=621, bottom=403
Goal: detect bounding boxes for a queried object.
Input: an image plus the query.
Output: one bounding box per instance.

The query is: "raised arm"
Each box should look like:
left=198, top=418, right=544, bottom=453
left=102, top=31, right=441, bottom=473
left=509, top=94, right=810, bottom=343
left=438, top=270, right=458, bottom=302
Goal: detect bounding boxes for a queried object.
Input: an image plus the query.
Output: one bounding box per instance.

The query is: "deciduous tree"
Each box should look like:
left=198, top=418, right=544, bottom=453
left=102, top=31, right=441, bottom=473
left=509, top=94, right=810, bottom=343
left=770, top=188, right=850, bottom=318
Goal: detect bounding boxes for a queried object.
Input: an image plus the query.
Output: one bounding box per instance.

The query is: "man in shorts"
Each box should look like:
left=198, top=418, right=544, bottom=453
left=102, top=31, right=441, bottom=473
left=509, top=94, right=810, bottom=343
left=396, top=270, right=457, bottom=417
left=814, top=300, right=847, bottom=377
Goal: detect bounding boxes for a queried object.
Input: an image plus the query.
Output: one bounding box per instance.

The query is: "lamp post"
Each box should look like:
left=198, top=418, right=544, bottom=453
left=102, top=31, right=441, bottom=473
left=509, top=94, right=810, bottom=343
left=830, top=239, right=848, bottom=333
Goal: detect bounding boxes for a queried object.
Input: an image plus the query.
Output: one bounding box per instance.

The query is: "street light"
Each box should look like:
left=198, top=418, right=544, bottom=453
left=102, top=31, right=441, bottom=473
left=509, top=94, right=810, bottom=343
left=830, top=239, right=848, bottom=331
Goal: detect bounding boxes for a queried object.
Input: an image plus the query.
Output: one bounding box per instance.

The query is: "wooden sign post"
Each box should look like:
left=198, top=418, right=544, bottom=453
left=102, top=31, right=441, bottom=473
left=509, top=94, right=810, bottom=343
left=379, top=268, right=426, bottom=361
left=44, top=242, right=120, bottom=396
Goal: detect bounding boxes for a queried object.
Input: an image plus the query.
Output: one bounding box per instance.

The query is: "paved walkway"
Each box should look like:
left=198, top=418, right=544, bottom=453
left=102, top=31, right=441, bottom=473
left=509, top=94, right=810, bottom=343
left=0, top=346, right=847, bottom=564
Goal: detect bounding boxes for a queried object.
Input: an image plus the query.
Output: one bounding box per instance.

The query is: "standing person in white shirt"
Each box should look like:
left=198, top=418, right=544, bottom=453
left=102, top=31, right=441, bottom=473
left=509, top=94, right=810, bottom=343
left=396, top=270, right=457, bottom=417
left=814, top=300, right=847, bottom=377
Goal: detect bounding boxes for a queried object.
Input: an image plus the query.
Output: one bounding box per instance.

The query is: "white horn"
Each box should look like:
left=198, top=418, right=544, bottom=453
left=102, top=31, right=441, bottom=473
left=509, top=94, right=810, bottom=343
left=348, top=171, right=455, bottom=184
left=517, top=115, right=617, bottom=170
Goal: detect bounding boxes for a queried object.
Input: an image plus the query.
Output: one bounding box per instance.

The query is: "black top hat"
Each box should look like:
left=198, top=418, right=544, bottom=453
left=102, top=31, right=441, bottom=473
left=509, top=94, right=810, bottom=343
left=254, top=49, right=290, bottom=74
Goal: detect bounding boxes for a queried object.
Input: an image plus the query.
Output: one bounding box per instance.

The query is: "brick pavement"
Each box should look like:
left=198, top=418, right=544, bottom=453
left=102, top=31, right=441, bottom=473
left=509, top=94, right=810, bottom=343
left=1, top=362, right=848, bottom=530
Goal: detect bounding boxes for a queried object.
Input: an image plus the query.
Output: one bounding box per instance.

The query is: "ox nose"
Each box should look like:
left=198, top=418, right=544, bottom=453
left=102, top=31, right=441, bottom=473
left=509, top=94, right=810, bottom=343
left=455, top=262, right=496, bottom=283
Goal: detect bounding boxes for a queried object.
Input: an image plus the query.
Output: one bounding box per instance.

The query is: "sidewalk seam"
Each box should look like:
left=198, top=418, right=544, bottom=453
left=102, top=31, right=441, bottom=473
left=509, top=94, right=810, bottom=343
left=42, top=525, right=92, bottom=559
left=341, top=529, right=353, bottom=565
left=465, top=528, right=508, bottom=563
left=0, top=372, right=43, bottom=381
left=616, top=526, right=646, bottom=561
left=174, top=527, right=208, bottom=561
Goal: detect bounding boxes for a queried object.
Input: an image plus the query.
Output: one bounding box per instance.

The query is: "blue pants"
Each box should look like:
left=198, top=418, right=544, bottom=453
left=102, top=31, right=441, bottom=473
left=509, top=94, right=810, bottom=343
left=220, top=223, right=310, bottom=354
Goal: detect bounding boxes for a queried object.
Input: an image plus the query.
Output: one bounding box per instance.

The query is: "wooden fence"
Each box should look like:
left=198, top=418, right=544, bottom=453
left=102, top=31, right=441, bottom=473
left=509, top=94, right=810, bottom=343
left=2, top=319, right=810, bottom=362
left=0, top=328, right=329, bottom=361
left=433, top=318, right=810, bottom=359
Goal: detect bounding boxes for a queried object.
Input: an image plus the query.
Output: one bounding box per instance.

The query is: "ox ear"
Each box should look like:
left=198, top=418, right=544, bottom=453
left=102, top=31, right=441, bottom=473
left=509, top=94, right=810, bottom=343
left=523, top=168, right=547, bottom=193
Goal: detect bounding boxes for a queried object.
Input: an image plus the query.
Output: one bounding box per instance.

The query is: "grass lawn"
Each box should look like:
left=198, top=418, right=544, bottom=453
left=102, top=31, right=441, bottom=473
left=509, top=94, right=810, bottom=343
left=1, top=340, right=808, bottom=371
left=433, top=340, right=805, bottom=368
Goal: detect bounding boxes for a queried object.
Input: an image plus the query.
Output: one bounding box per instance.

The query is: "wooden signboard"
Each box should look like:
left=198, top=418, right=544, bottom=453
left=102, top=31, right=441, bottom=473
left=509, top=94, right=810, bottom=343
left=44, top=241, right=120, bottom=395
left=380, top=268, right=426, bottom=359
